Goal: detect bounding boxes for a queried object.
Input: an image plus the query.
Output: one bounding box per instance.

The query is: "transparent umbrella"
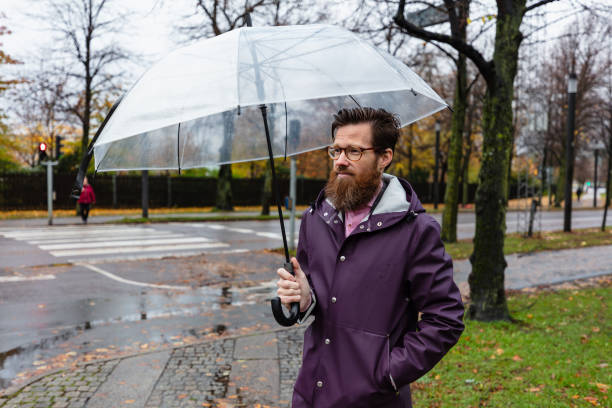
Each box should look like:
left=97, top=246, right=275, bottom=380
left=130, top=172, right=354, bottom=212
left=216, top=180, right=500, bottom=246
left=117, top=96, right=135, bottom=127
left=73, top=23, right=448, bottom=325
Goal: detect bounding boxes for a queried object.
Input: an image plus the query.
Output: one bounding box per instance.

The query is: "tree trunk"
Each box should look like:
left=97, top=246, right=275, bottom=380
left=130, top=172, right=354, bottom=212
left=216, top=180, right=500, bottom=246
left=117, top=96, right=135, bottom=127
left=216, top=164, right=233, bottom=210
left=602, top=144, right=612, bottom=231
left=261, top=161, right=272, bottom=215
left=461, top=100, right=474, bottom=207
left=468, top=6, right=525, bottom=321
left=462, top=159, right=469, bottom=206
left=408, top=123, right=414, bottom=177
left=441, top=53, right=467, bottom=242
left=555, top=158, right=565, bottom=207
left=215, top=111, right=234, bottom=211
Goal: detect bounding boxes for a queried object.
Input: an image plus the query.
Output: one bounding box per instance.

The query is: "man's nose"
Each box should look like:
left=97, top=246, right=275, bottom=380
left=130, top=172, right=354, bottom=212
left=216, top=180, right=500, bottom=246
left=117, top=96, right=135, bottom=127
left=335, top=150, right=350, bottom=166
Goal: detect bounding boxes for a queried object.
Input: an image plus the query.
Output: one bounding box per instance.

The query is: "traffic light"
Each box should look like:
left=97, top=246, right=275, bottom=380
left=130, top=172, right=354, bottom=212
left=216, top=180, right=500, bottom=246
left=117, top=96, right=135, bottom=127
left=55, top=136, right=63, bottom=159
left=38, top=142, right=48, bottom=164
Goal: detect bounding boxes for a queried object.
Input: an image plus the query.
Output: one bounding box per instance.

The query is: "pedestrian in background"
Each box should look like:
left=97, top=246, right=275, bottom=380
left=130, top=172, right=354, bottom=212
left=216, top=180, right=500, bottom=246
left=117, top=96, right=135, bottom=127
left=576, top=185, right=583, bottom=202
left=276, top=107, right=464, bottom=407
left=78, top=176, right=96, bottom=224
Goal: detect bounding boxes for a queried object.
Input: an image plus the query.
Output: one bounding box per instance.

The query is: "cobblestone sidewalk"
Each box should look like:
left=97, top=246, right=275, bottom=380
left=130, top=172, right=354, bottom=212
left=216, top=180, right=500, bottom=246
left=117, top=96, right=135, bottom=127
left=0, top=326, right=306, bottom=408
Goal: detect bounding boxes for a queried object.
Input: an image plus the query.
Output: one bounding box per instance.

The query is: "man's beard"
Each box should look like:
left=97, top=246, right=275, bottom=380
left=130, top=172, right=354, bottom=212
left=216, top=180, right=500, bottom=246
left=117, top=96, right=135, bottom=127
left=324, top=163, right=382, bottom=212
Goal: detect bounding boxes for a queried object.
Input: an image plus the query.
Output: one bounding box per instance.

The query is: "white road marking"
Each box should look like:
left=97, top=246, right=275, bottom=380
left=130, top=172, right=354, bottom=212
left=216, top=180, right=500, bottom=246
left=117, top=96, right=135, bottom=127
left=0, top=274, right=56, bottom=283
left=0, top=225, right=235, bottom=262
left=69, top=248, right=250, bottom=264
left=39, top=237, right=213, bottom=250
left=1, top=226, right=156, bottom=235
left=205, top=224, right=226, bottom=230
left=50, top=242, right=229, bottom=257
left=27, top=233, right=185, bottom=244
left=204, top=223, right=286, bottom=240
left=227, top=227, right=256, bottom=234
left=2, top=229, right=158, bottom=240
left=255, top=232, right=282, bottom=239
left=78, top=263, right=190, bottom=290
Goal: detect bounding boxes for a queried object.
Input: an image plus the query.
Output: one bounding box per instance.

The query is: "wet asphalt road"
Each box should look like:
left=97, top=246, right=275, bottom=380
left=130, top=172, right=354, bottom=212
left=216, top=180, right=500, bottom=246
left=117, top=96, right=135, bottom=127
left=0, top=250, right=285, bottom=390
left=0, top=208, right=610, bottom=390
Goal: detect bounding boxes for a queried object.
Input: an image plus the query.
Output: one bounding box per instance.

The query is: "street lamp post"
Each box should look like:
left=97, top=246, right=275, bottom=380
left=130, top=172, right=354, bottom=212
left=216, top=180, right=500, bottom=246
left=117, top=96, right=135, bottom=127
left=434, top=120, right=441, bottom=209
left=594, top=148, right=599, bottom=208
left=591, top=142, right=605, bottom=208
left=563, top=73, right=577, bottom=232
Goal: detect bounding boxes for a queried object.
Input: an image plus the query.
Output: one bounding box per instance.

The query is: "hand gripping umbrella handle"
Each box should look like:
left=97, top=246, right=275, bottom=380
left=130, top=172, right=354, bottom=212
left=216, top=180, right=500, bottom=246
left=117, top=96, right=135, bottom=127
left=271, top=262, right=300, bottom=327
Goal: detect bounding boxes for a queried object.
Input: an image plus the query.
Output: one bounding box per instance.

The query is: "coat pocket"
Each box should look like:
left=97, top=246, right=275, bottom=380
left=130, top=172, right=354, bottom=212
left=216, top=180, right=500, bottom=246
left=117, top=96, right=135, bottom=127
left=324, top=324, right=394, bottom=406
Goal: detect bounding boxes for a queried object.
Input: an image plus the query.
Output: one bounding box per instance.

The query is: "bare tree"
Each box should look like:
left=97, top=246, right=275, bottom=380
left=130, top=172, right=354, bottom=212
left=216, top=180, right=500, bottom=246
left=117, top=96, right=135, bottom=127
left=0, top=17, right=24, bottom=170
left=42, top=0, right=130, bottom=158
left=9, top=66, right=71, bottom=167
left=517, top=18, right=610, bottom=207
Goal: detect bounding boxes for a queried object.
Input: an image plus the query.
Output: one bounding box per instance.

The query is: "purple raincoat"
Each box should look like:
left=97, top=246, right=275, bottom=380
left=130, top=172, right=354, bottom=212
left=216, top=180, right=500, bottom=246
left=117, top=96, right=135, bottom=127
left=292, top=174, right=464, bottom=407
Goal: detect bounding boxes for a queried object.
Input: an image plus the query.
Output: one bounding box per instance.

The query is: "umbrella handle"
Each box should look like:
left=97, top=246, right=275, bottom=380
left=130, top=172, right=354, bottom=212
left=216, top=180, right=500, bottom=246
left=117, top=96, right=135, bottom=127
left=271, top=262, right=300, bottom=327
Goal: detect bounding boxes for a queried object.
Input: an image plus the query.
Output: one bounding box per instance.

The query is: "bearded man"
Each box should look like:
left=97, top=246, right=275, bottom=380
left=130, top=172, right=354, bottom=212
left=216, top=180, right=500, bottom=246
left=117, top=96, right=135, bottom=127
left=276, top=107, right=464, bottom=408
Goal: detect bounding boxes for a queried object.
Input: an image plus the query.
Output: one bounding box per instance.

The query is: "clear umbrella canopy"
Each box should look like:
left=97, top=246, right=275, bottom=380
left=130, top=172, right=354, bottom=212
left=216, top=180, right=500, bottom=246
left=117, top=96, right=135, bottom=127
left=93, top=24, right=448, bottom=172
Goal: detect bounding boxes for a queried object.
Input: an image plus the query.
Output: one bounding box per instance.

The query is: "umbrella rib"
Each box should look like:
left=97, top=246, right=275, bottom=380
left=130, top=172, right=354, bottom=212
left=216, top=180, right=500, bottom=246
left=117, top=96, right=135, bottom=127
left=236, top=29, right=243, bottom=111
left=254, top=38, right=354, bottom=68
left=246, top=26, right=328, bottom=68
left=349, top=95, right=362, bottom=108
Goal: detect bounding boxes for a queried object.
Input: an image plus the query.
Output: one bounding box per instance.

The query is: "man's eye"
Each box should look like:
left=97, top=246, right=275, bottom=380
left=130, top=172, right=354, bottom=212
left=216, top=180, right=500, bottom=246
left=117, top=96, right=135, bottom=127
left=348, top=148, right=361, bottom=155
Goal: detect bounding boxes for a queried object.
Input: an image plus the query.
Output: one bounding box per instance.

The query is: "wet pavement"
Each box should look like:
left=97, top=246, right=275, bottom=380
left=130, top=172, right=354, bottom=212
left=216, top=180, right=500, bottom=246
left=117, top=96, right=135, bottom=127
left=0, top=243, right=611, bottom=407
left=0, top=251, right=286, bottom=393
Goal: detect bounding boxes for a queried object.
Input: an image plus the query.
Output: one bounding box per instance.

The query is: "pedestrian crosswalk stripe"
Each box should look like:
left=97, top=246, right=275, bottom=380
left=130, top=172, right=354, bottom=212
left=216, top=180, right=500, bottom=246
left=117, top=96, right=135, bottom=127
left=39, top=237, right=213, bottom=250
left=1, top=228, right=157, bottom=240
left=27, top=233, right=185, bottom=245
left=50, top=242, right=229, bottom=257
left=0, top=274, right=56, bottom=283
left=203, top=223, right=286, bottom=241
left=0, top=225, right=233, bottom=261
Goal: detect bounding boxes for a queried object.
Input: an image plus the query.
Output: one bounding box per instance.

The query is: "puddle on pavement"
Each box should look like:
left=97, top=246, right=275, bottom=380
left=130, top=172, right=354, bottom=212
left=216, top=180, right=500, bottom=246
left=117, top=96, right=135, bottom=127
left=0, top=329, right=76, bottom=390
left=0, top=280, right=276, bottom=391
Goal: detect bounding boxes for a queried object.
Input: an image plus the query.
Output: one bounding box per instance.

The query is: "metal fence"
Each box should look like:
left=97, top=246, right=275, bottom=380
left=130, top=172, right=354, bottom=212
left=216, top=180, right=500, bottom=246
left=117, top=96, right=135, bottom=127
left=0, top=172, right=481, bottom=210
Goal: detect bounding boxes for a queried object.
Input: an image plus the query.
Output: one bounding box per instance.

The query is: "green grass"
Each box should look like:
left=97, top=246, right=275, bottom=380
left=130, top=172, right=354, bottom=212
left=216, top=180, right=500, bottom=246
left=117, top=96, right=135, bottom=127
left=446, top=227, right=612, bottom=260
left=412, top=284, right=611, bottom=407
left=270, top=227, right=612, bottom=261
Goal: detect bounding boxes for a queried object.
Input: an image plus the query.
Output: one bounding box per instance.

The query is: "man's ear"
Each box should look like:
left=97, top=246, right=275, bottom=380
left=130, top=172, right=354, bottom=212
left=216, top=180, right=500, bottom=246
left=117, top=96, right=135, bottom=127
left=379, top=148, right=393, bottom=171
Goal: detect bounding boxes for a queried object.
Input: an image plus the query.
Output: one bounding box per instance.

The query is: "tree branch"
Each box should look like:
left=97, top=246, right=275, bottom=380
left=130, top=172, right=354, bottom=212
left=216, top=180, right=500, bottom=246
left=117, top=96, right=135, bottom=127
left=394, top=0, right=495, bottom=84
left=524, top=0, right=559, bottom=16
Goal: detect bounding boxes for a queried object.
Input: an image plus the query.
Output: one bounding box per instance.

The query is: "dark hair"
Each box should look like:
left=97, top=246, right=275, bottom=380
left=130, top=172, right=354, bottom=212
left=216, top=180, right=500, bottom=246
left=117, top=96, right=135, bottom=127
left=331, top=107, right=401, bottom=153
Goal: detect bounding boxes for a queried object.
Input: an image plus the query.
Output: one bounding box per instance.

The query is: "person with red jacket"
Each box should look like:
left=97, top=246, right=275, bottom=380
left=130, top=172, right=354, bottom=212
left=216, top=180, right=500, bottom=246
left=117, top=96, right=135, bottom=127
left=78, top=176, right=96, bottom=224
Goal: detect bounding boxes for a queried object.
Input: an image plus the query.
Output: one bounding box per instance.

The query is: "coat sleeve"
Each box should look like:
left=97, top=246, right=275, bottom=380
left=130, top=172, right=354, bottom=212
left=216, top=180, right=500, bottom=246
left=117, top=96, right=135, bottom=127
left=296, top=210, right=318, bottom=323
left=389, top=216, right=464, bottom=386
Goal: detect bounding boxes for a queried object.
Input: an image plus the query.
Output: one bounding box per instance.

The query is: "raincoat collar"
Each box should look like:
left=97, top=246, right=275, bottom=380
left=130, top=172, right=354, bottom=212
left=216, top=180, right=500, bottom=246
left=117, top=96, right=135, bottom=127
left=313, top=174, right=425, bottom=233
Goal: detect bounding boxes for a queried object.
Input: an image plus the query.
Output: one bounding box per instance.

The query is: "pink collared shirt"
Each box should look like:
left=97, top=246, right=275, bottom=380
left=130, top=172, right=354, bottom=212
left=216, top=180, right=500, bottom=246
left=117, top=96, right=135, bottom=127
left=344, top=181, right=383, bottom=237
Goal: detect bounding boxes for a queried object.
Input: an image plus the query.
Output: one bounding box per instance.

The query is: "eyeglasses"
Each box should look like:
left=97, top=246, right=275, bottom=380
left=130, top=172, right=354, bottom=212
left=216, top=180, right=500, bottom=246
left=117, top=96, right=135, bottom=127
left=328, top=145, right=376, bottom=161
